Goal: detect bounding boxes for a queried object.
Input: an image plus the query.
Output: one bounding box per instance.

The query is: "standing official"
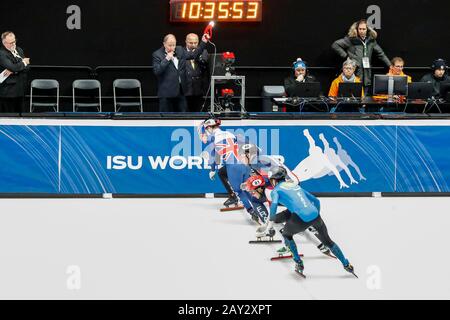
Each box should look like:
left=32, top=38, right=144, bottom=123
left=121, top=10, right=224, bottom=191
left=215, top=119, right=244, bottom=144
left=184, top=33, right=208, bottom=112
left=0, top=31, right=30, bottom=113
left=153, top=33, right=209, bottom=112
left=332, top=20, right=391, bottom=95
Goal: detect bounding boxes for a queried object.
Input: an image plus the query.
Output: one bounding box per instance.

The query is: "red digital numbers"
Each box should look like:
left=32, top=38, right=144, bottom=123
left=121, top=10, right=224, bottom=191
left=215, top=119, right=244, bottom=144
left=170, top=0, right=262, bottom=22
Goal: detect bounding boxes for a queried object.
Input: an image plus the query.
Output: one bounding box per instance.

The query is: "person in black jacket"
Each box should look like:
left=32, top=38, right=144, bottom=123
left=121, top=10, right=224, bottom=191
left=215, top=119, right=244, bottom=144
left=284, top=58, right=318, bottom=97
left=153, top=33, right=208, bottom=112
left=0, top=31, right=31, bottom=113
left=420, top=59, right=450, bottom=98
left=184, top=33, right=209, bottom=112
left=332, top=19, right=391, bottom=95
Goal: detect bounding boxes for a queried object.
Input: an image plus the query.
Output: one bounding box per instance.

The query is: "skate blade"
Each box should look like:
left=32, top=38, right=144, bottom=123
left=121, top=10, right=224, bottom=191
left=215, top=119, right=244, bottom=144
left=295, top=270, right=306, bottom=278
left=350, top=272, right=359, bottom=278
left=249, top=239, right=282, bottom=244
left=270, top=254, right=293, bottom=261
left=270, top=253, right=304, bottom=261
left=220, top=206, right=244, bottom=212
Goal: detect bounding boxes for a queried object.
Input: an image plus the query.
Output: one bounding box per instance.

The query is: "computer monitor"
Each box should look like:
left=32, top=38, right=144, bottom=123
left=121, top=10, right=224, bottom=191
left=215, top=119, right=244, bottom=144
left=439, top=82, right=450, bottom=101
left=407, top=82, right=433, bottom=100
left=338, top=82, right=363, bottom=98
left=289, top=82, right=321, bottom=98
left=373, top=75, right=408, bottom=98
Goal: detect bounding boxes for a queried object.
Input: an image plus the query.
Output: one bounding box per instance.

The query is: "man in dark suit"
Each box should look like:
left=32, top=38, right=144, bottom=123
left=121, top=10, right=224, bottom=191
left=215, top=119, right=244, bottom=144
left=184, top=33, right=209, bottom=112
left=153, top=33, right=208, bottom=112
left=0, top=31, right=30, bottom=113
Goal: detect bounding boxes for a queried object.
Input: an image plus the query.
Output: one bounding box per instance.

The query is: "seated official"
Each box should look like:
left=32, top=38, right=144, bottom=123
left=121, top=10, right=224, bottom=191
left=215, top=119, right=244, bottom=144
left=152, top=33, right=209, bottom=112
left=373, top=57, right=412, bottom=100
left=284, top=58, right=318, bottom=97
left=387, top=57, right=412, bottom=82
left=420, top=58, right=450, bottom=98
left=328, top=58, right=364, bottom=98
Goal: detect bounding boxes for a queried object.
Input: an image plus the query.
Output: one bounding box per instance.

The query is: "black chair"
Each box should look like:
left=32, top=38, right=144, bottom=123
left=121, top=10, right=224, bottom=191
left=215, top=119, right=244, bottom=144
left=30, top=79, right=59, bottom=112
left=113, top=79, right=143, bottom=112
left=72, top=79, right=102, bottom=112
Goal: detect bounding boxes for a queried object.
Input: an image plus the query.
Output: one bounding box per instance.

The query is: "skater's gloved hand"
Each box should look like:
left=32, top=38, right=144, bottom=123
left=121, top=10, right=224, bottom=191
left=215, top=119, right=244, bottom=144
left=209, top=171, right=216, bottom=181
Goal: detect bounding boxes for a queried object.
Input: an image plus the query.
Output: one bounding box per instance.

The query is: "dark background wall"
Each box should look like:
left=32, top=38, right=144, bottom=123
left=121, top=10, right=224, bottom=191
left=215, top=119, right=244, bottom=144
left=1, top=0, right=449, bottom=111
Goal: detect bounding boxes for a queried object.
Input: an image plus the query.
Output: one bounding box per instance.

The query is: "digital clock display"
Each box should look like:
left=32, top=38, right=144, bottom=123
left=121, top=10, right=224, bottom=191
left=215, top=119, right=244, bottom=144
left=170, top=0, right=262, bottom=22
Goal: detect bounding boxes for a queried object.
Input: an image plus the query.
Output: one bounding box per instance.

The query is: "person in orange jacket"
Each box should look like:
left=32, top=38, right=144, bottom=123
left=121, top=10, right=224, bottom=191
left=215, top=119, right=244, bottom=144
left=328, top=58, right=364, bottom=98
left=387, top=57, right=412, bottom=82
left=373, top=57, right=412, bottom=100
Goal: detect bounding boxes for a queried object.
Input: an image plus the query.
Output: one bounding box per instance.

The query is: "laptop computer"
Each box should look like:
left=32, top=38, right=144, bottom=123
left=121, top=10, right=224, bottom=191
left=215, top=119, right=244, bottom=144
left=439, top=81, right=450, bottom=101
left=408, top=82, right=433, bottom=100
left=290, top=82, right=321, bottom=98
left=338, top=82, right=363, bottom=98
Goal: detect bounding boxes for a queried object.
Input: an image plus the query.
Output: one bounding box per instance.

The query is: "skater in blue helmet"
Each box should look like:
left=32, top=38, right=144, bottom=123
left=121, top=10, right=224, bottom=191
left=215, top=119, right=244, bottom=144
left=260, top=166, right=357, bottom=278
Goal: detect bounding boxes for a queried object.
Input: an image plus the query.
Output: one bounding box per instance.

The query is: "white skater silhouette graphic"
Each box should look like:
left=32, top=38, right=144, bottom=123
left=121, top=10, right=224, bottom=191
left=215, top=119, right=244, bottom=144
left=333, top=137, right=366, bottom=181
left=319, top=133, right=358, bottom=185
left=293, top=129, right=350, bottom=189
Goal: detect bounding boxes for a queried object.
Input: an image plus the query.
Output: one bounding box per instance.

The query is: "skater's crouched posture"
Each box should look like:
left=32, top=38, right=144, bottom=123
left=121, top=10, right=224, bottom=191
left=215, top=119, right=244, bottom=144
left=199, top=117, right=245, bottom=208
left=240, top=146, right=333, bottom=256
left=262, top=166, right=356, bottom=277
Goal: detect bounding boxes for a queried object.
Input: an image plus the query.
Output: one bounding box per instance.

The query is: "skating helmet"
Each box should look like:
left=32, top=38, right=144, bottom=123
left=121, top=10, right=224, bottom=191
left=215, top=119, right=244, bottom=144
left=203, top=117, right=221, bottom=129
left=268, top=166, right=287, bottom=181
left=244, top=175, right=266, bottom=192
left=238, top=144, right=260, bottom=163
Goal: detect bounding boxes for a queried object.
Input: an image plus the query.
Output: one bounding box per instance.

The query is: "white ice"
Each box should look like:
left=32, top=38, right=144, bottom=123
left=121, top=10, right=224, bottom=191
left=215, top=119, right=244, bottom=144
left=0, top=196, right=449, bottom=300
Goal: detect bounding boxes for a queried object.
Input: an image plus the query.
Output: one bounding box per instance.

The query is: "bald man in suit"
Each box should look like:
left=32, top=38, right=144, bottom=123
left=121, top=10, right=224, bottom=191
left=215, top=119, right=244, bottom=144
left=152, top=33, right=209, bottom=112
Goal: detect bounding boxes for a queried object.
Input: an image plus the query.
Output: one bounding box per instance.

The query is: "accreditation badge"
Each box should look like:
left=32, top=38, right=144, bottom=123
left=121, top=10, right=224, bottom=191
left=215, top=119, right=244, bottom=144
left=362, top=57, right=371, bottom=69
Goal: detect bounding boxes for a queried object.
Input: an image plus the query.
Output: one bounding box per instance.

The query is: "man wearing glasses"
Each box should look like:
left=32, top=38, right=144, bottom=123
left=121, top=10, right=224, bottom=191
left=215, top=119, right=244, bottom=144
left=328, top=58, right=364, bottom=98
left=0, top=31, right=31, bottom=113
left=387, top=57, right=412, bottom=82
left=373, top=57, right=412, bottom=100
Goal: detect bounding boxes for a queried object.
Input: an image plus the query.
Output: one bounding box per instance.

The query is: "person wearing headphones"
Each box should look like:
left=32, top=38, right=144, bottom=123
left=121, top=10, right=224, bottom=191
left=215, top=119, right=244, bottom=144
left=420, top=58, right=450, bottom=98
left=284, top=58, right=318, bottom=97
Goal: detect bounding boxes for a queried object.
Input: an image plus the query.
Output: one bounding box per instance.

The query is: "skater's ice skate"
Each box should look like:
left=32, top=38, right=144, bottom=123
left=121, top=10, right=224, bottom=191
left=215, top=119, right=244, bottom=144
left=295, top=260, right=305, bottom=278
left=344, top=263, right=358, bottom=278
left=220, top=195, right=244, bottom=212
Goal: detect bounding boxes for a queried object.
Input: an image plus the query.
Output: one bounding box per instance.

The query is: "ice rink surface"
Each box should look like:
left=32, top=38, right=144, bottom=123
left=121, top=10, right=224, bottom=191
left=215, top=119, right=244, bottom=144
left=0, top=196, right=449, bottom=300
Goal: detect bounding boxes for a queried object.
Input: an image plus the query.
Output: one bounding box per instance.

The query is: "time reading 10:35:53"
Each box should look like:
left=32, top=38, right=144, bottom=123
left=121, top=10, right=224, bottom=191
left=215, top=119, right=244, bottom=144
left=170, top=0, right=262, bottom=22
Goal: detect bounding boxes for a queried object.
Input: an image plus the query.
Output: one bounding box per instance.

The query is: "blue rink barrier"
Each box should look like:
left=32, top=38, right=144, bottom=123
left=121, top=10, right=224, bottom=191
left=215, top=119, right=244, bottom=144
left=0, top=119, right=449, bottom=194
